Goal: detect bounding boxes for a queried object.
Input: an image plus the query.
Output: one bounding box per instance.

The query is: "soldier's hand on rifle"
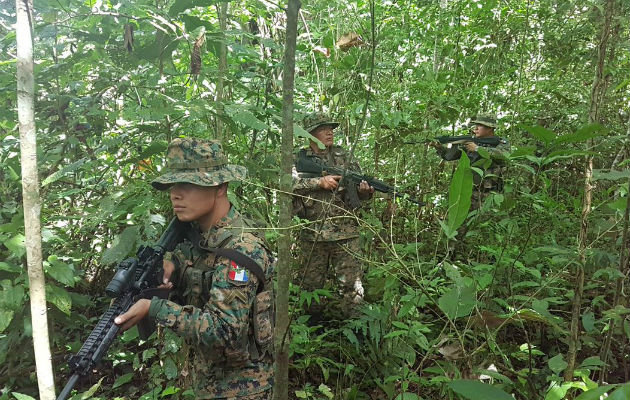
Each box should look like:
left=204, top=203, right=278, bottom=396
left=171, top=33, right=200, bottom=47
left=114, top=299, right=151, bottom=331
left=319, top=175, right=342, bottom=190
left=158, top=260, right=175, bottom=289
left=464, top=142, right=478, bottom=152
left=358, top=180, right=375, bottom=195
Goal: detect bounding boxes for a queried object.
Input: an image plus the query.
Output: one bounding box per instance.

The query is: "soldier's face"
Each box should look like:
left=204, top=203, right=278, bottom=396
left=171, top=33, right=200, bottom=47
left=311, top=125, right=335, bottom=147
left=473, top=124, right=494, bottom=138
left=169, top=183, right=219, bottom=225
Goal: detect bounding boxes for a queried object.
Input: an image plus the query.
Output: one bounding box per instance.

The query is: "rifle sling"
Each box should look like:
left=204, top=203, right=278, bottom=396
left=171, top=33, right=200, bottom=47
left=186, top=228, right=266, bottom=293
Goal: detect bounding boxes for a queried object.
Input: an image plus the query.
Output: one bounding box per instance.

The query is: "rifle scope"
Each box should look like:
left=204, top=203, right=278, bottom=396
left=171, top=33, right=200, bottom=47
left=105, top=258, right=137, bottom=298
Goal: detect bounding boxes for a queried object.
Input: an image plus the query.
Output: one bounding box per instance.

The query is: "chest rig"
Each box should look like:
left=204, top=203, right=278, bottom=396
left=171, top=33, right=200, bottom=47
left=174, top=220, right=274, bottom=367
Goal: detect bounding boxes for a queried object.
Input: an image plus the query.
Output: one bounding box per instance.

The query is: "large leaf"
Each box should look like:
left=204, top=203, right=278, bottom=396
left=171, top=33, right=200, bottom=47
left=0, top=282, right=25, bottom=310
left=45, top=256, right=76, bottom=287
left=438, top=284, right=476, bottom=319
left=101, top=226, right=140, bottom=265
left=0, top=309, right=14, bottom=332
left=609, top=383, right=630, bottom=400
left=169, top=0, right=219, bottom=16
left=522, top=125, right=556, bottom=145
left=448, top=380, right=513, bottom=400
left=575, top=385, right=619, bottom=400
left=593, top=169, right=630, bottom=181
left=225, top=105, right=269, bottom=130
left=548, top=354, right=568, bottom=375
left=46, top=284, right=72, bottom=315
left=4, top=234, right=25, bottom=258
left=446, top=152, right=472, bottom=234
left=41, top=158, right=88, bottom=186
left=554, top=123, right=605, bottom=144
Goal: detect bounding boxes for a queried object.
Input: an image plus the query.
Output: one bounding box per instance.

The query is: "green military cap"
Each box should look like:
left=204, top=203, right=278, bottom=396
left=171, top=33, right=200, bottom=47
left=152, top=137, right=246, bottom=191
left=302, top=112, right=339, bottom=133
left=471, top=113, right=497, bottom=128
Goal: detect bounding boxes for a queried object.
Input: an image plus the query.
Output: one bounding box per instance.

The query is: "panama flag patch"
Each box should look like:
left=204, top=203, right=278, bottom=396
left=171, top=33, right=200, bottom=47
left=228, top=261, right=248, bottom=282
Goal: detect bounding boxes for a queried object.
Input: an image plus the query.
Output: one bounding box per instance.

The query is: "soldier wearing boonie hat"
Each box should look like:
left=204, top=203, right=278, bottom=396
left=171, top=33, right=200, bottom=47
left=470, top=113, right=497, bottom=129
left=291, top=112, right=374, bottom=323
left=433, top=112, right=510, bottom=211
left=116, top=137, right=275, bottom=399
left=152, top=137, right=247, bottom=190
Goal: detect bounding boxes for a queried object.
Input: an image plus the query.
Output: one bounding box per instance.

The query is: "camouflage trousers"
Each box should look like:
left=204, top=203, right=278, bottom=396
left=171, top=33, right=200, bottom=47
left=470, top=187, right=489, bottom=211
left=296, top=238, right=364, bottom=320
left=225, top=390, right=272, bottom=399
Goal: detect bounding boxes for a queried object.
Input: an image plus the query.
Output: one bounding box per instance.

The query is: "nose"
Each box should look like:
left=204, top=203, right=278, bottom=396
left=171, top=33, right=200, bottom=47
left=170, top=185, right=183, bottom=200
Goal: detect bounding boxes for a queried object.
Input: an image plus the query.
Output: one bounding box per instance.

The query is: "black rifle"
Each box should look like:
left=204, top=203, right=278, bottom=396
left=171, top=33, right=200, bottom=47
left=405, top=135, right=501, bottom=148
left=57, top=218, right=186, bottom=400
left=295, top=155, right=422, bottom=209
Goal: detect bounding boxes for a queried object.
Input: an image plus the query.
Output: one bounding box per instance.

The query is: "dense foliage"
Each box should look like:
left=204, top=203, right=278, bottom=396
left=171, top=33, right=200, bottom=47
left=1, top=0, right=629, bottom=399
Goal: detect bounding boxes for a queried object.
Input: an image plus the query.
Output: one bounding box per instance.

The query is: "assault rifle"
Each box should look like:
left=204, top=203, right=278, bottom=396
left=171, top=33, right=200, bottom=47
left=406, top=135, right=501, bottom=148
left=57, top=218, right=186, bottom=400
left=295, top=155, right=422, bottom=209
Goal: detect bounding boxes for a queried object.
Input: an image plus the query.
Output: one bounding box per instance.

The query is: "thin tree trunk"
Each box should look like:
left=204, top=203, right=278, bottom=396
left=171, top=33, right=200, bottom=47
left=16, top=0, right=55, bottom=398
left=598, top=91, right=630, bottom=385
left=215, top=1, right=228, bottom=141
left=564, top=0, right=614, bottom=383
left=274, top=1, right=300, bottom=399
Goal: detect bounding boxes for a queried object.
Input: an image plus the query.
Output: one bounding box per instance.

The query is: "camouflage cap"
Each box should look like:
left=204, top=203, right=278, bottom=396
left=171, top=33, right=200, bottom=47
left=471, top=114, right=497, bottom=128
left=151, top=138, right=246, bottom=191
left=303, top=112, right=339, bottom=133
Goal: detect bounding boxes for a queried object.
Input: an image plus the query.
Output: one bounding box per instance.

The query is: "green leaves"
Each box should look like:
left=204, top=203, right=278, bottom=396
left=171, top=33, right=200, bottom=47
left=448, top=380, right=513, bottom=400
left=46, top=284, right=72, bottom=315
left=438, top=284, right=476, bottom=320
left=445, top=152, right=473, bottom=236
left=548, top=354, right=568, bottom=375
left=45, top=255, right=76, bottom=287
left=101, top=226, right=140, bottom=265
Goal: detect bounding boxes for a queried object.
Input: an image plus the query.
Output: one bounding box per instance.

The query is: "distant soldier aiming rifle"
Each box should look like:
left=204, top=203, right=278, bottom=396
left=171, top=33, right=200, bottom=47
left=429, top=114, right=510, bottom=209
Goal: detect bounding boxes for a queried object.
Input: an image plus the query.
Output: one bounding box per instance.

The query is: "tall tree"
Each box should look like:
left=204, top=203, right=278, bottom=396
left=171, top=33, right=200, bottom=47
left=15, top=0, right=55, bottom=398
left=564, top=0, right=616, bottom=384
left=274, top=1, right=300, bottom=399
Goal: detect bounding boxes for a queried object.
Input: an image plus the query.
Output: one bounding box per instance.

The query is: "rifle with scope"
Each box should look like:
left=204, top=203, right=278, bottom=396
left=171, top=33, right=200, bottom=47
left=56, top=218, right=186, bottom=400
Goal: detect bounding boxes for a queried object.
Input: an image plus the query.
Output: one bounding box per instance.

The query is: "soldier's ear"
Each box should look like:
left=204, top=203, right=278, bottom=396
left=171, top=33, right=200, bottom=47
left=217, top=182, right=229, bottom=197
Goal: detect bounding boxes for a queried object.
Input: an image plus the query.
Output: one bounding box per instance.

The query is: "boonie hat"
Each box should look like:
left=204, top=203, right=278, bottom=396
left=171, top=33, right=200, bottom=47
left=471, top=114, right=497, bottom=128
left=152, top=138, right=246, bottom=191
left=303, top=112, right=339, bottom=133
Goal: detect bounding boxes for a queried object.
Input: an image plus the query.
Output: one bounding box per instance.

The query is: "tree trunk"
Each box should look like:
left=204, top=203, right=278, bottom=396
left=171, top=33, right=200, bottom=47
left=215, top=1, right=229, bottom=141
left=16, top=0, right=56, bottom=398
left=564, top=0, right=614, bottom=383
left=274, top=1, right=300, bottom=399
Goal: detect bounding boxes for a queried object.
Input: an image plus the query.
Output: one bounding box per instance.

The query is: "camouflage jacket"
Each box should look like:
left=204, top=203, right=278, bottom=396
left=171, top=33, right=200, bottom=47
left=148, top=207, right=273, bottom=398
left=436, top=137, right=510, bottom=190
left=292, top=146, right=368, bottom=241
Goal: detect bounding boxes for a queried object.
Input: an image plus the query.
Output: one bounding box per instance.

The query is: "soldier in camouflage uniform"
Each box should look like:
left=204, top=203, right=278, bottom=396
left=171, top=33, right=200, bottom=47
left=115, top=138, right=274, bottom=399
left=292, top=113, right=374, bottom=320
left=433, top=114, right=510, bottom=209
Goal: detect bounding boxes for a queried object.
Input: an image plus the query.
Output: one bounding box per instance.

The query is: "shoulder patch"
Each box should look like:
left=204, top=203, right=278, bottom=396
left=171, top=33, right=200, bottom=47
left=228, top=260, right=249, bottom=282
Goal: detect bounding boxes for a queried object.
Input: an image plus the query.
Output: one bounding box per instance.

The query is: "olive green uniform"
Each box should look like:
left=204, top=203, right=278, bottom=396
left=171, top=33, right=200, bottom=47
left=292, top=145, right=367, bottom=317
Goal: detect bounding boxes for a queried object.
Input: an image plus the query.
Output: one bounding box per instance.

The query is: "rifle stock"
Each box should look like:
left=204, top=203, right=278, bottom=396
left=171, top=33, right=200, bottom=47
left=57, top=218, right=186, bottom=400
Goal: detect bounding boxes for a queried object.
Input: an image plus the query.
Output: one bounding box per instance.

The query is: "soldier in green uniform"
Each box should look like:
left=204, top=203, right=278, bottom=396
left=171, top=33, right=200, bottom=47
left=115, top=138, right=274, bottom=399
left=292, top=113, right=374, bottom=321
left=432, top=114, right=510, bottom=209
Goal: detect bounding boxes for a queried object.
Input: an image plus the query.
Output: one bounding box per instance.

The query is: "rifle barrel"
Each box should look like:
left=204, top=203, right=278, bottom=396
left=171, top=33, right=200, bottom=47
left=56, top=373, right=80, bottom=400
